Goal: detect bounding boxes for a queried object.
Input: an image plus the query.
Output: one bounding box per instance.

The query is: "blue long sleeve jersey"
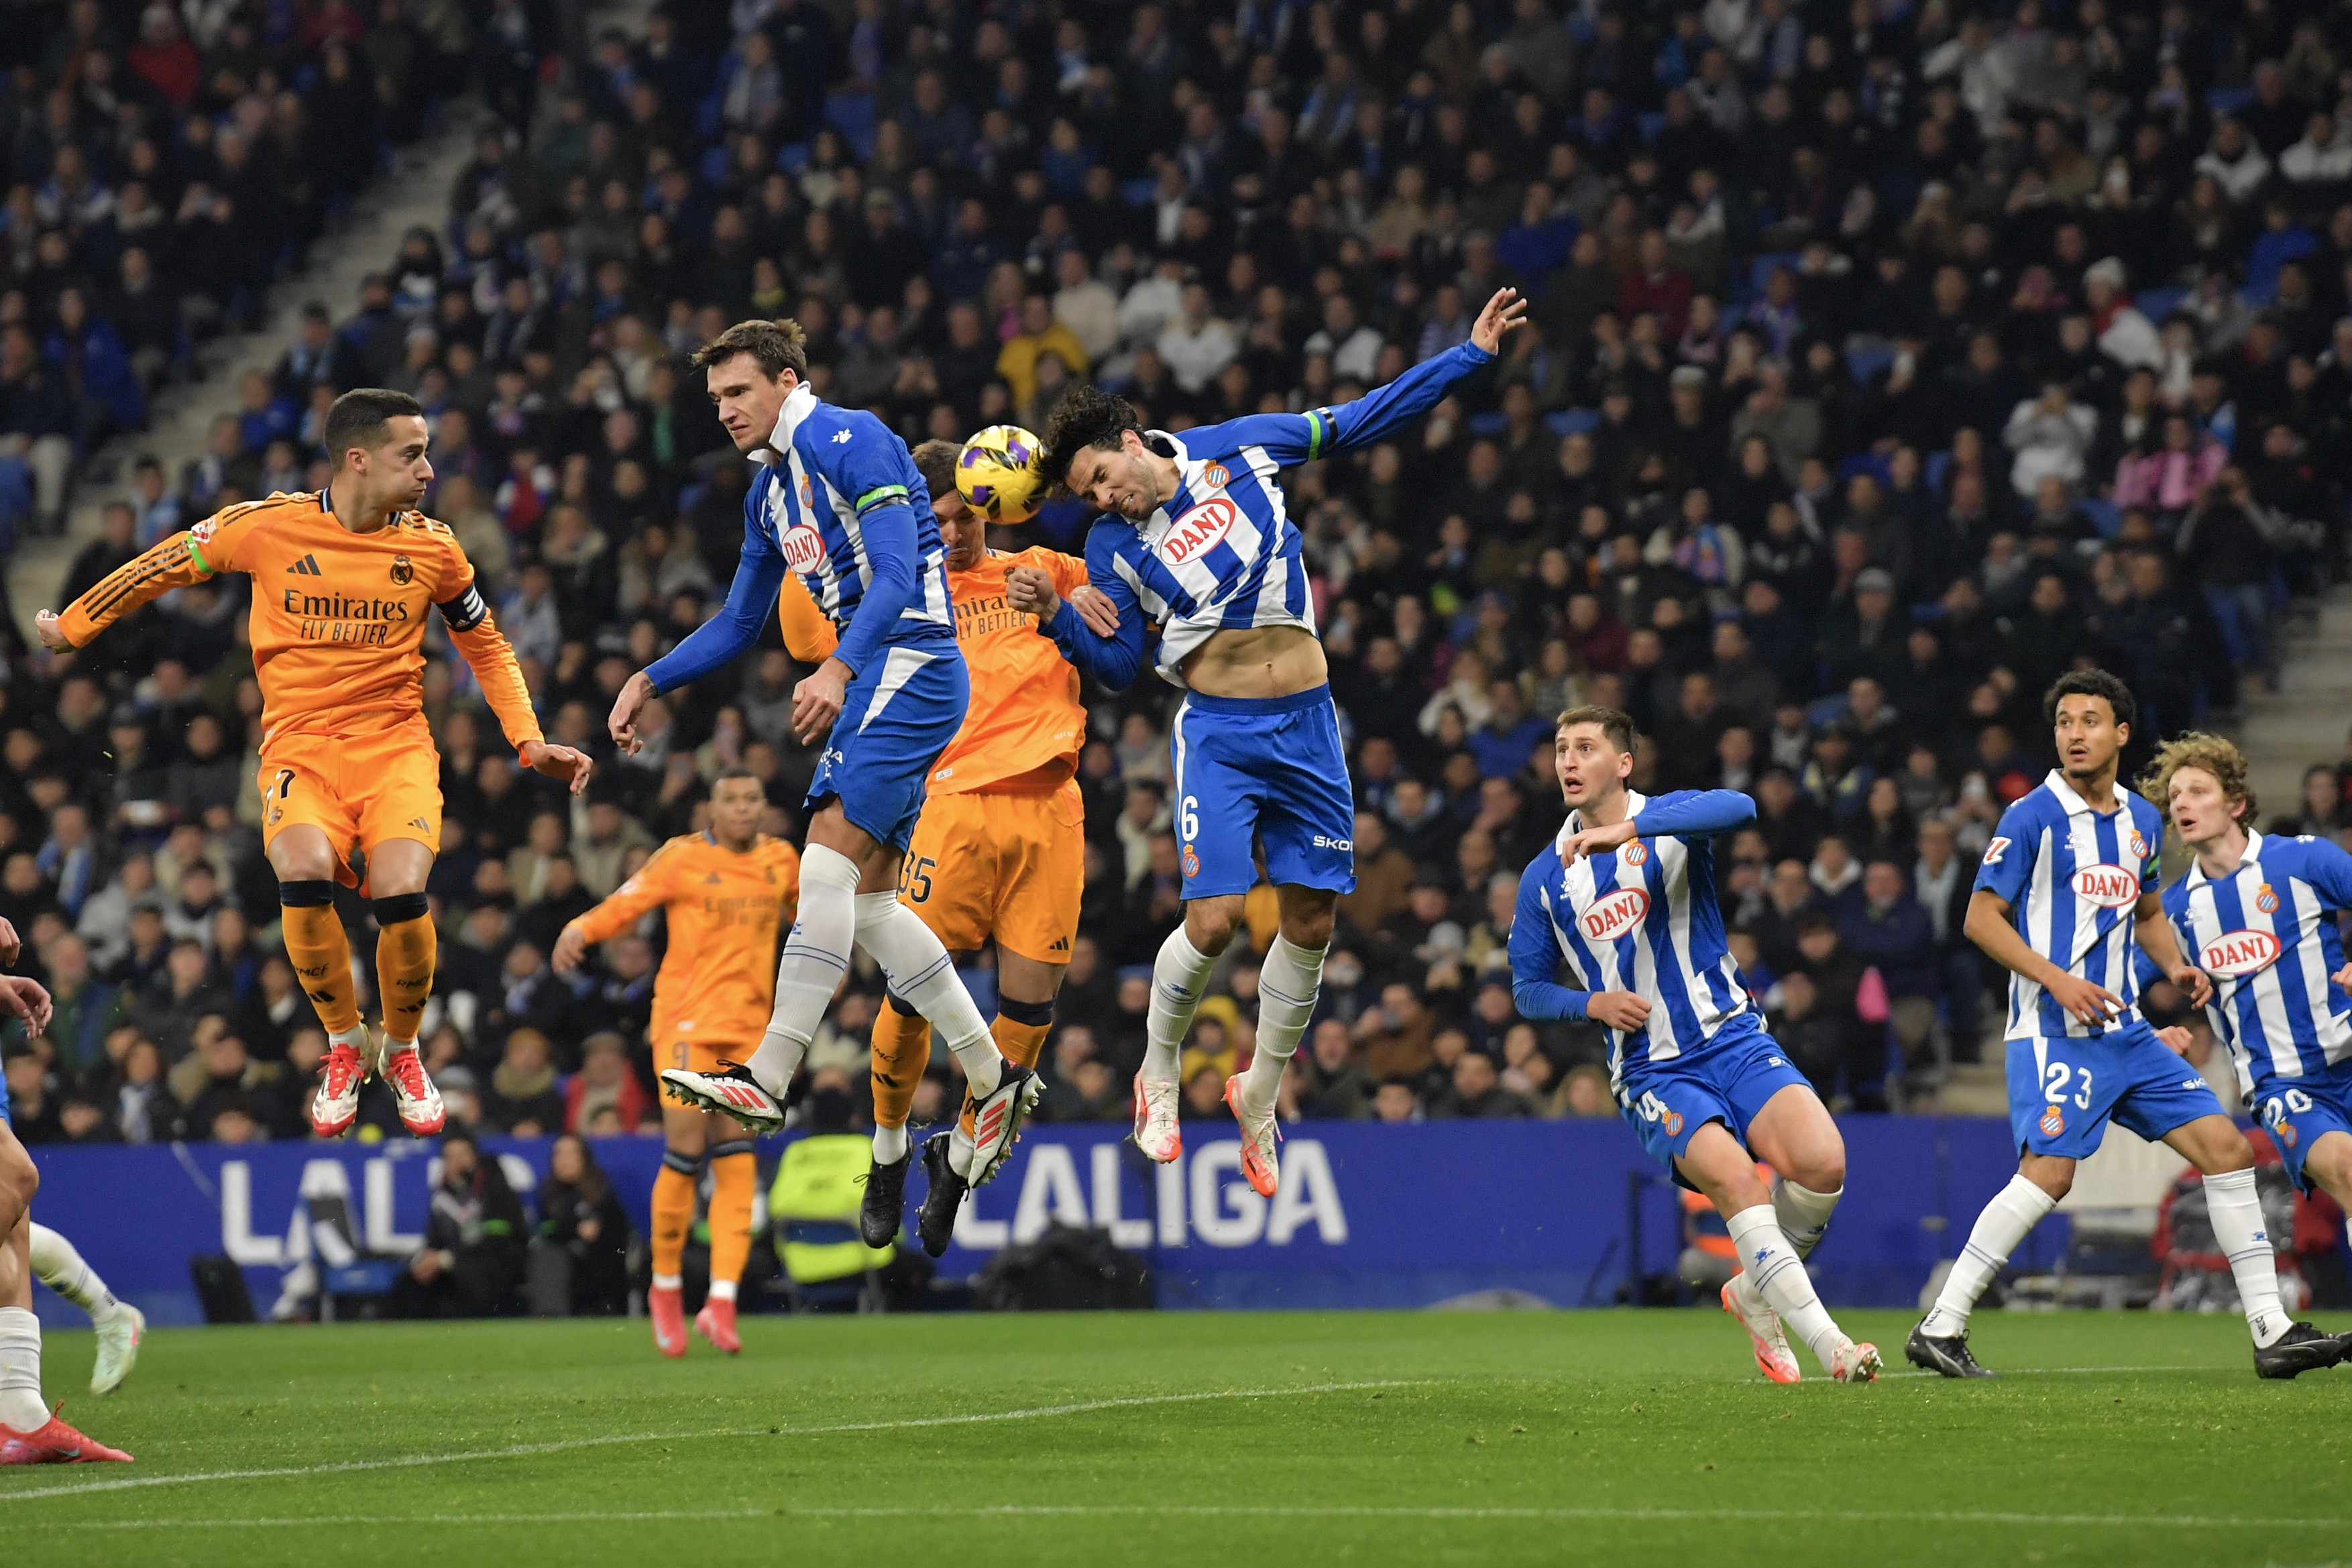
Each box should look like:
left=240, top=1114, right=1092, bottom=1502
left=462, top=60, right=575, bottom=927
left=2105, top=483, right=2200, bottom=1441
left=643, top=384, right=954, bottom=693
left=1039, top=339, right=1494, bottom=689
left=1508, top=789, right=1760, bottom=1066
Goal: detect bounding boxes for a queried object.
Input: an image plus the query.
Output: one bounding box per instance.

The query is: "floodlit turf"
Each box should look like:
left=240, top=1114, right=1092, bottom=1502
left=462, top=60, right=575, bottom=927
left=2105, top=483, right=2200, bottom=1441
left=2, top=1310, right=2347, bottom=1566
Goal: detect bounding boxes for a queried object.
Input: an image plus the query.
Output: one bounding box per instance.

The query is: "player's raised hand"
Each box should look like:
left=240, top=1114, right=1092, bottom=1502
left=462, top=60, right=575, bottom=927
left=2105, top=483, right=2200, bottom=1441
left=522, top=740, right=594, bottom=795
left=32, top=609, right=70, bottom=652
left=0, top=916, right=18, bottom=966
left=2154, top=1025, right=2196, bottom=1058
left=2046, top=972, right=2123, bottom=1027
left=1068, top=584, right=1120, bottom=636
left=0, top=974, right=54, bottom=1035
left=550, top=923, right=588, bottom=974
left=2166, top=962, right=2213, bottom=1009
left=1587, top=991, right=1651, bottom=1032
left=1469, top=287, right=1529, bottom=355
left=1557, top=816, right=1638, bottom=862
left=609, top=671, right=657, bottom=754
left=793, top=657, right=850, bottom=745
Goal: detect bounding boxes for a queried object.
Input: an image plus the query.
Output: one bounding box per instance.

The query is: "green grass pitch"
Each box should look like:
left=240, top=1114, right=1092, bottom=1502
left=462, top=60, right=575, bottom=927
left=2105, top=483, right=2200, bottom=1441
left=3, top=1310, right=2347, bottom=1566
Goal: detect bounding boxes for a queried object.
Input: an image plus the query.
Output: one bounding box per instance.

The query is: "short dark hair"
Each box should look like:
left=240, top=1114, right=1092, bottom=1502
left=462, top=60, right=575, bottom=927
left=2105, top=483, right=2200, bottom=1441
left=1556, top=704, right=1638, bottom=754
left=323, top=388, right=423, bottom=466
left=712, top=763, right=765, bottom=791
left=1040, top=383, right=1142, bottom=490
left=911, top=438, right=961, bottom=503
left=2043, top=668, right=2137, bottom=732
left=690, top=318, right=809, bottom=382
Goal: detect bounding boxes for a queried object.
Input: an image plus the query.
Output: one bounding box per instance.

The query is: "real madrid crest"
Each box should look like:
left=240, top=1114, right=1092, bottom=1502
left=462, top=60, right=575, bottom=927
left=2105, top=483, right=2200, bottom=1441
left=389, top=554, right=414, bottom=585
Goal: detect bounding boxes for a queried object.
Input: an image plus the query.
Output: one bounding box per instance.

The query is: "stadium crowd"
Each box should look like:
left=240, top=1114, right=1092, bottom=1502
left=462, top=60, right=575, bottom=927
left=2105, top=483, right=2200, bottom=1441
left=9, top=0, right=2352, bottom=1159
left=0, top=0, right=539, bottom=541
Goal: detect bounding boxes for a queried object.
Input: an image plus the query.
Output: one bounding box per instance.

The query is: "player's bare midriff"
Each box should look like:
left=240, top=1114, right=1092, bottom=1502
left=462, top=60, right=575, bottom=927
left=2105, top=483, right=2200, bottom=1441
left=1178, top=622, right=1329, bottom=699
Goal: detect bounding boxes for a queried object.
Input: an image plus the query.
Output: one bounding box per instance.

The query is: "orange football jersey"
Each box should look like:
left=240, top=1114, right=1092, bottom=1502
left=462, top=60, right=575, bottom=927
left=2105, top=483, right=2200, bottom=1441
left=58, top=491, right=541, bottom=753
left=569, top=831, right=802, bottom=1049
left=779, top=545, right=1089, bottom=794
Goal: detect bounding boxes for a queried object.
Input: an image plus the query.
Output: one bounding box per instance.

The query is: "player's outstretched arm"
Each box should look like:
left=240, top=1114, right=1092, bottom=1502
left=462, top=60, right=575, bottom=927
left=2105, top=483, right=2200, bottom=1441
left=36, top=528, right=225, bottom=651
left=616, top=508, right=789, bottom=750
left=1297, top=286, right=1528, bottom=459
left=553, top=853, right=677, bottom=970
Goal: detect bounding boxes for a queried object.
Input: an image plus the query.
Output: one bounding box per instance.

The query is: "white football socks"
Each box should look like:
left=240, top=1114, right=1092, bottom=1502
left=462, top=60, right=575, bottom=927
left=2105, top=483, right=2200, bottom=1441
left=1732, top=1174, right=1843, bottom=1320
left=872, top=1123, right=909, bottom=1163
left=1142, top=926, right=1216, bottom=1086
left=1920, top=1174, right=2058, bottom=1339
left=0, top=1306, right=44, bottom=1431
left=1725, top=1205, right=1844, bottom=1371
left=1772, top=1175, right=1841, bottom=1258
left=748, top=842, right=860, bottom=1097
left=854, top=891, right=1001, bottom=1100
left=1239, top=935, right=1325, bottom=1116
left=2204, top=1166, right=2290, bottom=1347
left=28, top=1225, right=121, bottom=1322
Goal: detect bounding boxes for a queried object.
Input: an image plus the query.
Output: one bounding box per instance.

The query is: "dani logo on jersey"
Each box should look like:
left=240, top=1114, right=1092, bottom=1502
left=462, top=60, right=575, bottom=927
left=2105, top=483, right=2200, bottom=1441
left=1581, top=886, right=1650, bottom=942
left=2200, top=928, right=2282, bottom=978
left=781, top=523, right=828, bottom=573
left=2070, top=862, right=2139, bottom=908
left=1160, top=498, right=1239, bottom=566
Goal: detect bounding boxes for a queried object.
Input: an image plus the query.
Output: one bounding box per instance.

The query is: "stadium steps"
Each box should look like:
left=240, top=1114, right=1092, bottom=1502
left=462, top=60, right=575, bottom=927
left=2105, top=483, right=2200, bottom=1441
left=2, top=103, right=489, bottom=639
left=2235, top=581, right=2352, bottom=818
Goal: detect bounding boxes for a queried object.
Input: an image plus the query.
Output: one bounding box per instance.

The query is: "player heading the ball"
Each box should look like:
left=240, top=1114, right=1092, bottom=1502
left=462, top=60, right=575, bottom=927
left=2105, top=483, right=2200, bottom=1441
left=608, top=320, right=1040, bottom=1183
left=1009, top=286, right=1528, bottom=1198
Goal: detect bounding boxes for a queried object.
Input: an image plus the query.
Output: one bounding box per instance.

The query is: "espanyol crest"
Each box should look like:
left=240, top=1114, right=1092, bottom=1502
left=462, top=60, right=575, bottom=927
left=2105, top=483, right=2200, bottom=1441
left=1621, top=840, right=1649, bottom=866
left=2127, top=827, right=2147, bottom=860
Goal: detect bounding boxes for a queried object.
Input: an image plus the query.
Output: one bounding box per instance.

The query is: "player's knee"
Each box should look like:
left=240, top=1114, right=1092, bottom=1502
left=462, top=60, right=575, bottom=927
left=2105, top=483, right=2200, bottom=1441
left=1791, top=1148, right=1846, bottom=1194
left=1184, top=901, right=1240, bottom=955
left=661, top=1146, right=706, bottom=1177
left=2197, top=1125, right=2257, bottom=1176
left=278, top=879, right=337, bottom=910
left=372, top=892, right=431, bottom=928
left=0, top=1143, right=37, bottom=1220
left=2020, top=1158, right=2074, bottom=1200
left=1280, top=903, right=1337, bottom=952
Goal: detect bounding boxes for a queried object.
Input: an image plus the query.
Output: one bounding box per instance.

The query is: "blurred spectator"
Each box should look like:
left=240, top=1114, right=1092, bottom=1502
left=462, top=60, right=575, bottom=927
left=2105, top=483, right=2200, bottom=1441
left=530, top=1133, right=632, bottom=1317
left=397, top=1133, right=527, bottom=1319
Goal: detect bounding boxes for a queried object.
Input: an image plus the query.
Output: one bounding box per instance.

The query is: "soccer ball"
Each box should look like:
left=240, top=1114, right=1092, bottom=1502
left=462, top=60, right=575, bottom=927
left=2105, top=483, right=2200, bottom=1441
left=955, top=425, right=1046, bottom=524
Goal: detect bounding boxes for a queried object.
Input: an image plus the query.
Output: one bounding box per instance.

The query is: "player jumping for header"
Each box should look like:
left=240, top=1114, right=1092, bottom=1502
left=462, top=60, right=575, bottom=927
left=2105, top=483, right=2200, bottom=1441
left=38, top=390, right=592, bottom=1138
left=777, top=439, right=1113, bottom=1257
left=1909, top=671, right=2339, bottom=1380
left=1013, top=287, right=1527, bottom=1198
left=1511, top=707, right=1880, bottom=1384
left=608, top=321, right=1040, bottom=1184
left=2144, top=734, right=2352, bottom=1367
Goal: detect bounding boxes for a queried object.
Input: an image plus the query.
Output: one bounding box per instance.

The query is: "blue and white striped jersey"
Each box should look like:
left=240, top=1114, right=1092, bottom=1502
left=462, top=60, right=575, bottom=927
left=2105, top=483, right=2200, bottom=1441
left=1974, top=769, right=2166, bottom=1040
left=1508, top=789, right=1760, bottom=1082
left=1050, top=340, right=1493, bottom=690
left=2161, top=830, right=2352, bottom=1086
left=752, top=383, right=952, bottom=661
left=644, top=382, right=954, bottom=693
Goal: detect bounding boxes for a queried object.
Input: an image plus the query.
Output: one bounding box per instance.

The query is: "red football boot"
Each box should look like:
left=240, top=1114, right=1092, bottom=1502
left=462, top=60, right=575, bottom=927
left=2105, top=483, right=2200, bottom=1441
left=0, top=1408, right=132, bottom=1465
left=693, top=1296, right=742, bottom=1355
left=649, top=1284, right=688, bottom=1358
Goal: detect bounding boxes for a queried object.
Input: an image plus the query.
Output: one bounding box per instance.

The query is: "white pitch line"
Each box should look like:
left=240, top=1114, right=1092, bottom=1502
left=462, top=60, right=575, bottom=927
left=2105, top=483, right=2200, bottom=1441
left=0, top=1380, right=1429, bottom=1504
left=11, top=1503, right=2349, bottom=1532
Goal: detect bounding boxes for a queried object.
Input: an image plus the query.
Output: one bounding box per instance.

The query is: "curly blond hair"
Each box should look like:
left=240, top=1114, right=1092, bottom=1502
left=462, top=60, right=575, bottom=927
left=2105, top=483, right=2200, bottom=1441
left=2138, top=732, right=2257, bottom=826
